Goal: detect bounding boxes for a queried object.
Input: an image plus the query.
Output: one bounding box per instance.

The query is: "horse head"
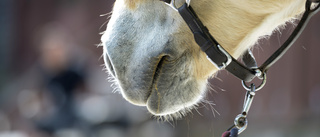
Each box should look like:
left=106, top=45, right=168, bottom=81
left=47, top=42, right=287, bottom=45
left=101, top=0, right=305, bottom=118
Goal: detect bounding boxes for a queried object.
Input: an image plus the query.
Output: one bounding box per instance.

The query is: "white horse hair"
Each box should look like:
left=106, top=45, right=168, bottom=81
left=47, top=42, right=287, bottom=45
left=101, top=0, right=305, bottom=119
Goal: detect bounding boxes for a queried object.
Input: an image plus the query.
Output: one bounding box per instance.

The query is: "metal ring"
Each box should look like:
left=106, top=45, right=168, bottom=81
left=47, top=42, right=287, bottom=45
left=310, top=2, right=320, bottom=12
left=166, top=0, right=191, bottom=11
left=186, top=0, right=191, bottom=6
left=242, top=73, right=267, bottom=91
left=167, top=0, right=178, bottom=11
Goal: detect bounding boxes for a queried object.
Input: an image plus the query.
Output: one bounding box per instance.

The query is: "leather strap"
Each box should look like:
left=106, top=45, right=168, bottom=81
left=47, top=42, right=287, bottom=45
left=162, top=0, right=320, bottom=82
left=259, top=0, right=320, bottom=73
left=178, top=3, right=257, bottom=81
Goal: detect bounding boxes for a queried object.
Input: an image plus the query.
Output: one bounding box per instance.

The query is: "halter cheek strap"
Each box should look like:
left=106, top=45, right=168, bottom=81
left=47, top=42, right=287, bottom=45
left=162, top=0, right=320, bottom=83
left=177, top=4, right=258, bottom=82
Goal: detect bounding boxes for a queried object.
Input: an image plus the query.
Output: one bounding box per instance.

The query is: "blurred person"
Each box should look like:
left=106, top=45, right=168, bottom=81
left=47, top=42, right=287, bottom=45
left=32, top=24, right=87, bottom=135
left=2, top=22, right=114, bottom=137
left=2, top=21, right=134, bottom=137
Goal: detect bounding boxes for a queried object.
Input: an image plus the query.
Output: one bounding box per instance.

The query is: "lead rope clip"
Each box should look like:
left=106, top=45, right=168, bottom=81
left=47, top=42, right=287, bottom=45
left=233, top=83, right=256, bottom=134
left=223, top=76, right=267, bottom=137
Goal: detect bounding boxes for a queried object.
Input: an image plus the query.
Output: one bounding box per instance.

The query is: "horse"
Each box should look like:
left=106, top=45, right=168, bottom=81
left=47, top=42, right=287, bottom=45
left=101, top=0, right=307, bottom=119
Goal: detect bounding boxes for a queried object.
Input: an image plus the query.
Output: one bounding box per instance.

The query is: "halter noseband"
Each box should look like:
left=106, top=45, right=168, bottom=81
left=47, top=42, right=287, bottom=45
left=161, top=0, right=320, bottom=136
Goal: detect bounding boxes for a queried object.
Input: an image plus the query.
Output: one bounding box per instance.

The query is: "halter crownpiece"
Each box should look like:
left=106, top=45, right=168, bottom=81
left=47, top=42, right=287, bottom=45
left=161, top=0, right=320, bottom=136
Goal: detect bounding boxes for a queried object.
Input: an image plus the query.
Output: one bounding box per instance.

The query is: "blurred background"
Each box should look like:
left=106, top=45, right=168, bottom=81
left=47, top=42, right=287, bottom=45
left=0, top=0, right=320, bottom=137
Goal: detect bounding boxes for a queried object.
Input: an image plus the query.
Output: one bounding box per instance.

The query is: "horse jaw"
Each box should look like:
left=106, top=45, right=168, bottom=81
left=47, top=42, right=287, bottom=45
left=101, top=0, right=304, bottom=118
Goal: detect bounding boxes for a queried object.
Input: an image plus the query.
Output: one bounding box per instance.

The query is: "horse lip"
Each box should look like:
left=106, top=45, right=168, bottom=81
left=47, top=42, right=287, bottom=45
left=147, top=56, right=166, bottom=99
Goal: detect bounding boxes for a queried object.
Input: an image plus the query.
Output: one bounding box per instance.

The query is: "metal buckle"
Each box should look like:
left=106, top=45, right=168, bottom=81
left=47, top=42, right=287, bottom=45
left=166, top=0, right=191, bottom=11
left=207, top=45, right=232, bottom=70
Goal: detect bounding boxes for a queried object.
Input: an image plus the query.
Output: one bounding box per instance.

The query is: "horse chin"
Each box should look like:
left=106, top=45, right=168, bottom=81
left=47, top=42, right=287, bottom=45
left=146, top=58, right=207, bottom=117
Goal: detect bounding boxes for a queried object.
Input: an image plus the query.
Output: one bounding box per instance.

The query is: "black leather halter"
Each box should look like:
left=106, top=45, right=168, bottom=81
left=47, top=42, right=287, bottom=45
left=161, top=0, right=320, bottom=136
left=161, top=0, right=320, bottom=82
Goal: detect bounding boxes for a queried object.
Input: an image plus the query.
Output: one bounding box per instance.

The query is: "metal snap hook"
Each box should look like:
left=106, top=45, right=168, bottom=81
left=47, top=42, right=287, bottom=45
left=231, top=83, right=257, bottom=134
